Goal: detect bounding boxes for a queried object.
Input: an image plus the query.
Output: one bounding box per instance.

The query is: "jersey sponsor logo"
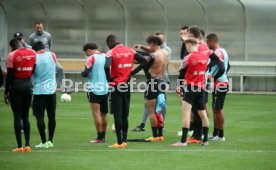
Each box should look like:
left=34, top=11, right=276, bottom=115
left=23, top=55, right=35, bottom=60
left=115, top=52, right=132, bottom=58
left=123, top=63, right=132, bottom=68
left=122, top=53, right=132, bottom=58
left=17, top=67, right=33, bottom=71
left=198, top=59, right=208, bottom=64
left=193, top=71, right=205, bottom=75
left=118, top=63, right=132, bottom=68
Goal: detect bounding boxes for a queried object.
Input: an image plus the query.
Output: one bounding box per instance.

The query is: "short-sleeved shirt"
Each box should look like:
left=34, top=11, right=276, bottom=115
left=181, top=51, right=209, bottom=89
left=6, top=48, right=36, bottom=78
left=106, top=44, right=136, bottom=85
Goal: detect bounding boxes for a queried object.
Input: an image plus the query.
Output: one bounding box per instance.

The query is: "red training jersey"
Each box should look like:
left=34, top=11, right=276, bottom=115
left=6, top=48, right=36, bottom=78
left=106, top=44, right=136, bottom=85
left=181, top=51, right=209, bottom=88
left=197, top=42, right=209, bottom=52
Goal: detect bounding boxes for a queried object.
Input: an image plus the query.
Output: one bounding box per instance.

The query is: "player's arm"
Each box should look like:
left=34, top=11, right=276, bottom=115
left=178, top=55, right=189, bottom=79
left=131, top=53, right=148, bottom=76
left=32, top=64, right=36, bottom=74
left=104, top=57, right=113, bottom=82
left=176, top=56, right=189, bottom=93
left=81, top=56, right=94, bottom=77
left=208, top=52, right=225, bottom=80
left=4, top=68, right=13, bottom=104
left=180, top=43, right=189, bottom=60
left=133, top=44, right=153, bottom=53
left=48, top=33, right=52, bottom=50
left=227, top=61, right=231, bottom=73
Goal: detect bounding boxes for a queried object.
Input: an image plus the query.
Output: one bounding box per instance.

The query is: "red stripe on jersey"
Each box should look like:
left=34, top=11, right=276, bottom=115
left=106, top=44, right=136, bottom=85
left=86, top=55, right=95, bottom=69
left=214, top=48, right=224, bottom=61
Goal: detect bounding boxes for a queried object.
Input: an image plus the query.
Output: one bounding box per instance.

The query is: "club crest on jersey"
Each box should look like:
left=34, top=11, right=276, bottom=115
left=192, top=60, right=198, bottom=65
left=16, top=56, right=22, bottom=62
left=115, top=54, right=121, bottom=58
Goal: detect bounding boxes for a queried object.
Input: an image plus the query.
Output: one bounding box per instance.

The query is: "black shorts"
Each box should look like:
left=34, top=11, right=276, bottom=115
left=110, top=84, right=130, bottom=115
left=203, top=91, right=208, bottom=104
left=145, top=78, right=168, bottom=100
left=87, top=92, right=108, bottom=114
left=212, top=85, right=228, bottom=110
left=182, top=85, right=205, bottom=110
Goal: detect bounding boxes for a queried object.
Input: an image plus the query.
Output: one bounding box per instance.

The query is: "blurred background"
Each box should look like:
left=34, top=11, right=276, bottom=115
left=0, top=0, right=276, bottom=92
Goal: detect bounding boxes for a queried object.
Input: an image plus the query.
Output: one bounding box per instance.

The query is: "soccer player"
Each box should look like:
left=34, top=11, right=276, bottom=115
left=171, top=38, right=209, bottom=147
left=29, top=21, right=67, bottom=93
left=4, top=38, right=36, bottom=152
left=184, top=26, right=225, bottom=144
left=106, top=34, right=147, bottom=148
left=206, top=33, right=230, bottom=141
left=81, top=43, right=109, bottom=144
left=132, top=32, right=171, bottom=132
left=32, top=41, right=57, bottom=148
left=143, top=36, right=169, bottom=141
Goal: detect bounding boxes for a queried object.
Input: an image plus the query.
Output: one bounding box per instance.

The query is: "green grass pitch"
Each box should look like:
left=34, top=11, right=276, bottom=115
left=0, top=91, right=276, bottom=170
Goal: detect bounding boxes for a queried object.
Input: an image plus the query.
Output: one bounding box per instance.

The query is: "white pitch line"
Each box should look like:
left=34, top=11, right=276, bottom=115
left=240, top=121, right=276, bottom=124
left=0, top=149, right=275, bottom=153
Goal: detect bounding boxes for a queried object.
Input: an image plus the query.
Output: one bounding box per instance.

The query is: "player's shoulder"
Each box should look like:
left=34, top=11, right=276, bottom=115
left=106, top=49, right=113, bottom=57
left=29, top=32, right=36, bottom=39
left=43, top=31, right=51, bottom=37
left=25, top=48, right=36, bottom=54
left=7, top=50, right=17, bottom=58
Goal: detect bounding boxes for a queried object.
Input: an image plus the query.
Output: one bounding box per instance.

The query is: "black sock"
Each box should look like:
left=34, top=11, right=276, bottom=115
left=102, top=132, right=106, bottom=140
left=213, top=128, right=219, bottom=137
left=181, top=128, right=189, bottom=143
left=202, top=127, right=209, bottom=142
left=122, top=133, right=128, bottom=143
left=158, top=126, right=163, bottom=137
left=189, top=122, right=195, bottom=131
left=116, top=131, right=122, bottom=144
left=218, top=129, right=224, bottom=138
left=140, top=123, right=145, bottom=128
left=151, top=127, right=158, bottom=137
left=97, top=132, right=103, bottom=140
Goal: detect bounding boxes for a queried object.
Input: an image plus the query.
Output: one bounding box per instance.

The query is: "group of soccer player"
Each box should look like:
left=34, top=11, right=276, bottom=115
left=4, top=21, right=61, bottom=152
left=3, top=22, right=230, bottom=151
left=81, top=25, right=230, bottom=148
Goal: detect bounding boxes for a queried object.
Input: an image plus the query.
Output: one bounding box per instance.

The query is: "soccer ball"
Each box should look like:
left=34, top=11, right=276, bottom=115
left=60, top=93, right=71, bottom=103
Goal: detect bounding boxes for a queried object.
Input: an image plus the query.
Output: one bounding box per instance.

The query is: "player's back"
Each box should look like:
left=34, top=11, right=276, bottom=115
left=11, top=48, right=36, bottom=79
left=33, top=50, right=56, bottom=94
left=185, top=51, right=209, bottom=88
left=107, top=44, right=136, bottom=84
left=149, top=49, right=168, bottom=78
